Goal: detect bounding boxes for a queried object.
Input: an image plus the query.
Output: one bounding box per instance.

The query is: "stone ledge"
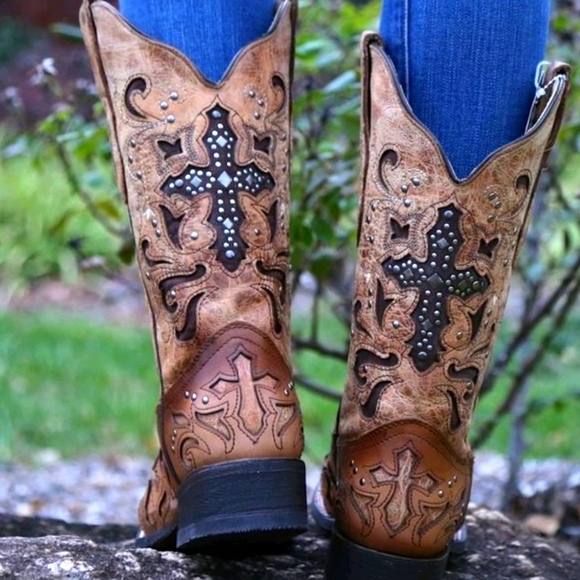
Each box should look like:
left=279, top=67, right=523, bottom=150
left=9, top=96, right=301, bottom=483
left=1, top=507, right=579, bottom=579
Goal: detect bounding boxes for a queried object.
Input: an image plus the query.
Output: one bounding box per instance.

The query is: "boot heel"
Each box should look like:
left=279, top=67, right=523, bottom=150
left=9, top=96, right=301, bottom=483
left=176, top=458, right=307, bottom=551
left=326, top=529, right=449, bottom=580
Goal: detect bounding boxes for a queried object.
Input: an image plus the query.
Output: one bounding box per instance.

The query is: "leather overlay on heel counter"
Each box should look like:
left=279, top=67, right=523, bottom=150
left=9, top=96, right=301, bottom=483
left=160, top=324, right=303, bottom=482
left=334, top=421, right=472, bottom=559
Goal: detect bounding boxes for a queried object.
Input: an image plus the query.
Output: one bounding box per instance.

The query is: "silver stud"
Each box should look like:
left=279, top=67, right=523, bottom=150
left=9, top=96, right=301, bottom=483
left=167, top=115, right=176, bottom=123
left=184, top=391, right=190, bottom=399
left=392, top=320, right=401, bottom=329
left=411, top=177, right=421, bottom=186
left=135, top=170, right=143, bottom=179
left=438, top=490, right=445, bottom=498
left=155, top=229, right=162, bottom=237
left=254, top=228, right=261, bottom=235
left=371, top=202, right=377, bottom=211
left=254, top=111, right=261, bottom=119
left=170, top=91, right=179, bottom=101
left=248, top=90, right=256, bottom=98
left=151, top=219, right=158, bottom=227
left=404, top=199, right=412, bottom=207
left=202, top=396, right=209, bottom=405
left=145, top=272, right=151, bottom=279
left=170, top=290, right=177, bottom=298
left=456, top=332, right=463, bottom=340
left=226, top=250, right=236, bottom=259
left=130, top=139, right=136, bottom=147
left=353, top=467, right=358, bottom=474
left=128, top=155, right=134, bottom=164
left=257, top=99, right=265, bottom=107
left=190, top=231, right=199, bottom=240
left=350, top=460, right=355, bottom=467
left=453, top=475, right=458, bottom=482
left=360, top=478, right=366, bottom=486
left=487, top=214, right=496, bottom=223
left=192, top=393, right=197, bottom=401
left=448, top=480, right=454, bottom=488
left=284, top=389, right=289, bottom=396
left=160, top=101, right=169, bottom=110
left=401, top=184, right=409, bottom=193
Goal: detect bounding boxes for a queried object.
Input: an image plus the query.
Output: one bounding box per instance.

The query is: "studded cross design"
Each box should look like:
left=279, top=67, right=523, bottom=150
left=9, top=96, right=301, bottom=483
left=370, top=447, right=438, bottom=535
left=382, top=205, right=489, bottom=372
left=161, top=105, right=275, bottom=272
left=208, top=351, right=279, bottom=441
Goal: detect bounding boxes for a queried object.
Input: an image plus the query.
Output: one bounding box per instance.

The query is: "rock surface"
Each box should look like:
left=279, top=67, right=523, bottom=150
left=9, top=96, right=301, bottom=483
left=1, top=508, right=579, bottom=580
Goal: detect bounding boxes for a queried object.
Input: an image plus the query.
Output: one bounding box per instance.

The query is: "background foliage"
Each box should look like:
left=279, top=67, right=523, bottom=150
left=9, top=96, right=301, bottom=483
left=1, top=0, right=580, bottom=509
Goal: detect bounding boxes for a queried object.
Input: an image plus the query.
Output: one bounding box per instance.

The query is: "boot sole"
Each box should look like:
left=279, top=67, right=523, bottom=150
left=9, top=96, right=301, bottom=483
left=326, top=528, right=449, bottom=580
left=176, top=458, right=307, bottom=551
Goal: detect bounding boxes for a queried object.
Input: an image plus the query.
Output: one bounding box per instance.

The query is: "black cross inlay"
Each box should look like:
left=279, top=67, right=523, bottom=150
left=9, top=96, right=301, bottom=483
left=382, top=205, right=489, bottom=372
left=160, top=105, right=275, bottom=272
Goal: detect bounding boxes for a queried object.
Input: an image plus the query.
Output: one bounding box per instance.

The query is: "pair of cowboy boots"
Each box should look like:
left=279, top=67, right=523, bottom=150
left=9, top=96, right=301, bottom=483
left=80, top=0, right=570, bottom=578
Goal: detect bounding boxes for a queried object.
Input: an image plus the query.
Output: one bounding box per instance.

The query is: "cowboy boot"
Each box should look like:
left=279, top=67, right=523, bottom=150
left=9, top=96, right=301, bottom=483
left=80, top=0, right=306, bottom=551
left=314, top=34, right=570, bottom=579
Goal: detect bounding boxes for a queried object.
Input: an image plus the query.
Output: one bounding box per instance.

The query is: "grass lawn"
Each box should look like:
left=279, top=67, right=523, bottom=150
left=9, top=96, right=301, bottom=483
left=2, top=306, right=580, bottom=466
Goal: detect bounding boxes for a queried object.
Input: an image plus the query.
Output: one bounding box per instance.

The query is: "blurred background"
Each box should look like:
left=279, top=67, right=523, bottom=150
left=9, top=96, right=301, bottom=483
left=0, top=0, right=579, bottom=542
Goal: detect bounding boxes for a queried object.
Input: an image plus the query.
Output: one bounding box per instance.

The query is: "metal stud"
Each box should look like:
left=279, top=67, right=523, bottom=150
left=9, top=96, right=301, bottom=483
left=254, top=228, right=261, bottom=235
left=438, top=490, right=445, bottom=498
left=448, top=480, right=454, bottom=488
left=155, top=229, right=162, bottom=237
left=284, top=389, right=290, bottom=396
left=190, top=231, right=199, bottom=240
left=130, top=139, right=136, bottom=147
left=167, top=115, right=176, bottom=123
left=257, top=98, right=265, bottom=107
left=253, top=111, right=261, bottom=120
left=404, top=199, right=412, bottom=207
left=411, top=177, right=421, bottom=186
left=401, top=184, right=409, bottom=193
left=192, top=393, right=197, bottom=401
left=170, top=290, right=177, bottom=298
left=202, top=396, right=209, bottom=405
left=392, top=320, right=401, bottom=329
left=360, top=478, right=366, bottom=486
left=184, top=391, right=190, bottom=399
left=170, top=92, right=179, bottom=101
left=248, top=90, right=256, bottom=98
left=160, top=101, right=169, bottom=110
left=135, top=170, right=143, bottom=179
left=487, top=214, right=496, bottom=223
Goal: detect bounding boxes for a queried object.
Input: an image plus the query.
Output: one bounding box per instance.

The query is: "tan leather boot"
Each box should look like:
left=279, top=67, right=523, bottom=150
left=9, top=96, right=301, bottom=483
left=314, top=34, right=570, bottom=580
left=80, top=0, right=306, bottom=551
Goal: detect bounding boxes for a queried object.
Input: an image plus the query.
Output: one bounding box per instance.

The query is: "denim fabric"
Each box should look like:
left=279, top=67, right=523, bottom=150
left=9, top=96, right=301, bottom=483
left=379, top=0, right=550, bottom=179
left=119, top=0, right=276, bottom=83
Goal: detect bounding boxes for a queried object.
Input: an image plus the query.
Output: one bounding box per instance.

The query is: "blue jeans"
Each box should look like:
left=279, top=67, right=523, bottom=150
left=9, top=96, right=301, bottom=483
left=119, top=0, right=550, bottom=179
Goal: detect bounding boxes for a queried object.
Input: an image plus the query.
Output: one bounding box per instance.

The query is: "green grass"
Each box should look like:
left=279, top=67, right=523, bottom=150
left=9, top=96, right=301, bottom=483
left=3, top=307, right=580, bottom=465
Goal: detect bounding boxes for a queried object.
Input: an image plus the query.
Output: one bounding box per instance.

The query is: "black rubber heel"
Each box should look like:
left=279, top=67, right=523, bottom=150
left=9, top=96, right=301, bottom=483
left=326, top=529, right=449, bottom=580
left=135, top=524, right=177, bottom=550
left=176, top=458, right=307, bottom=551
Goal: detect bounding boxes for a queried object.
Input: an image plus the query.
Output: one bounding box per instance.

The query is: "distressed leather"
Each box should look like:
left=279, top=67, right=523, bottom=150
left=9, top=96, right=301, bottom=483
left=80, top=0, right=303, bottom=537
left=322, top=34, right=570, bottom=559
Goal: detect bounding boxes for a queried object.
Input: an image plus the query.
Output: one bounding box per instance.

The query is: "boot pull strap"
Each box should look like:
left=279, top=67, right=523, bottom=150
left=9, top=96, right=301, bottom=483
left=527, top=61, right=571, bottom=171
left=80, top=0, right=129, bottom=203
